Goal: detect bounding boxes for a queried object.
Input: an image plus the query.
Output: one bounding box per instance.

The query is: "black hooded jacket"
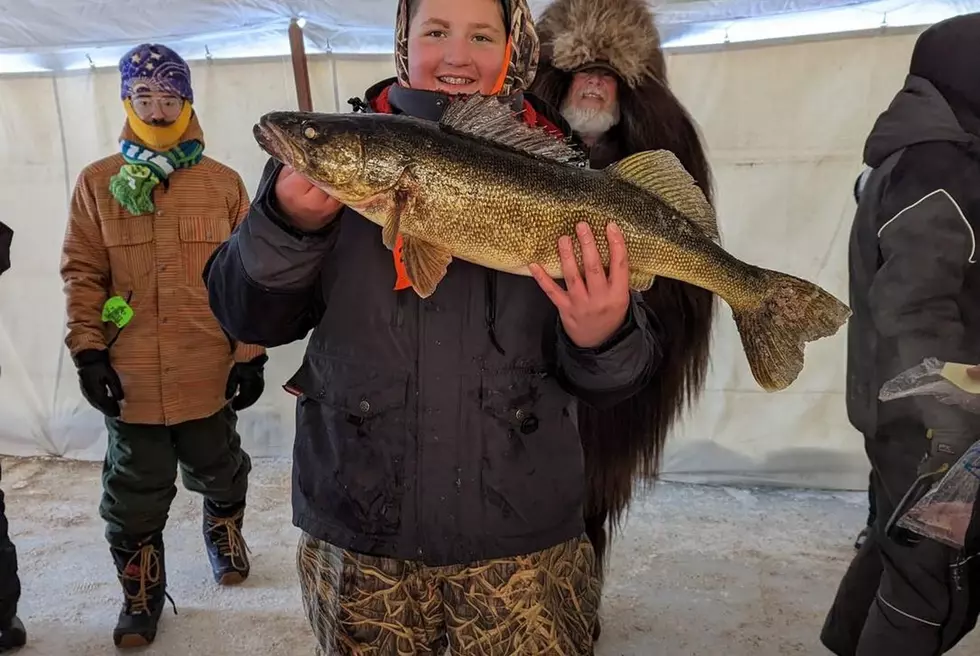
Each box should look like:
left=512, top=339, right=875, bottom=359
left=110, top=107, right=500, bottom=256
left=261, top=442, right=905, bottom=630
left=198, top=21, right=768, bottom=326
left=203, top=75, right=662, bottom=566
left=846, top=14, right=980, bottom=440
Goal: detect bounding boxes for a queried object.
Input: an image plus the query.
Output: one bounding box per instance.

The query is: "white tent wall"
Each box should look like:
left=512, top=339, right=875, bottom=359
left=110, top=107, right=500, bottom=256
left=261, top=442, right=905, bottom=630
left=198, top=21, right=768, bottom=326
left=0, top=30, right=922, bottom=488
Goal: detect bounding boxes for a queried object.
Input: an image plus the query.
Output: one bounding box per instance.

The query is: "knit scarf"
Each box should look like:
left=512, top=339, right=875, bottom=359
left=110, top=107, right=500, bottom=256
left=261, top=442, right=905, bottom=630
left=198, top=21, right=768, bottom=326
left=108, top=138, right=204, bottom=215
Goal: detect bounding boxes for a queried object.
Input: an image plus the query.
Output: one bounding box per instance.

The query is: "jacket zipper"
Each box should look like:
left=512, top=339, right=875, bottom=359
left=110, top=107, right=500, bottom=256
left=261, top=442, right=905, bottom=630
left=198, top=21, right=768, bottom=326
left=414, top=293, right=424, bottom=561
left=391, top=291, right=406, bottom=328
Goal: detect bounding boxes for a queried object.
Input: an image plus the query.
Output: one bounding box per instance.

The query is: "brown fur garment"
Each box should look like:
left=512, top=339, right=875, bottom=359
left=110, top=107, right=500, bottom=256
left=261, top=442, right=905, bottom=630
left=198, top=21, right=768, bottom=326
left=530, top=0, right=718, bottom=582
left=535, top=0, right=666, bottom=88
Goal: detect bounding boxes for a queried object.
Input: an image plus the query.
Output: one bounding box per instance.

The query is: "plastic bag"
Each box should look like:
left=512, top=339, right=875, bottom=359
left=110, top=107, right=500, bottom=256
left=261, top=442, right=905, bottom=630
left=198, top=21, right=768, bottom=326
left=894, top=441, right=980, bottom=549
left=878, top=358, right=980, bottom=548
left=878, top=357, right=980, bottom=415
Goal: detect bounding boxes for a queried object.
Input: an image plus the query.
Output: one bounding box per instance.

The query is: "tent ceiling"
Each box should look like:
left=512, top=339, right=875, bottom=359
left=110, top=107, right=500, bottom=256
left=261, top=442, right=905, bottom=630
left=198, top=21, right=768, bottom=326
left=0, top=0, right=975, bottom=72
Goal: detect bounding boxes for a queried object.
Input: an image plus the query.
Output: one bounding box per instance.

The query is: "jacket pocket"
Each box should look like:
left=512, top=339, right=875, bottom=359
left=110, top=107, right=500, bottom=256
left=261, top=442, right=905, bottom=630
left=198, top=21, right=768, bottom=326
left=290, top=358, right=410, bottom=537
left=178, top=216, right=231, bottom=287
left=478, top=371, right=583, bottom=539
left=101, top=216, right=155, bottom=290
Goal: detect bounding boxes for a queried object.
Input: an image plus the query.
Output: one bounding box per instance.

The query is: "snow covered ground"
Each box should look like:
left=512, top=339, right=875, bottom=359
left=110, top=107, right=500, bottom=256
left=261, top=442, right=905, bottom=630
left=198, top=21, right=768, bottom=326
left=3, top=455, right=978, bottom=655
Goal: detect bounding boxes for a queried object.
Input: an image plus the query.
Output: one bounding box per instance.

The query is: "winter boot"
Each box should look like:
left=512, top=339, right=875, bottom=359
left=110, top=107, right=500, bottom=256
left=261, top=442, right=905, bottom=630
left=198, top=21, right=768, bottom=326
left=203, top=499, right=250, bottom=585
left=110, top=536, right=175, bottom=648
left=0, top=616, right=25, bottom=652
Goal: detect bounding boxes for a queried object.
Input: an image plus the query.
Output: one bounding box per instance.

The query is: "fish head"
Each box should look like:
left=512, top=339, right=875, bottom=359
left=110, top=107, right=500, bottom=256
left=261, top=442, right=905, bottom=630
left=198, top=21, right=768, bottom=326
left=254, top=111, right=397, bottom=204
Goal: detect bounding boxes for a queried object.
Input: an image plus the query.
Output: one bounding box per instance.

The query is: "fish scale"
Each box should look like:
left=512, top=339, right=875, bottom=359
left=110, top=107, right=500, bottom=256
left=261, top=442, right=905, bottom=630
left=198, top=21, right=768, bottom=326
left=401, top=130, right=717, bottom=290
left=252, top=94, right=850, bottom=392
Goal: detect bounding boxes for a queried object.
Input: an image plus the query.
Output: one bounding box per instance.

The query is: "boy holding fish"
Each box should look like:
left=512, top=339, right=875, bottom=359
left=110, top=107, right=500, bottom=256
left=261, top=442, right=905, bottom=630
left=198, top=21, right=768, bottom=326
left=206, top=0, right=665, bottom=652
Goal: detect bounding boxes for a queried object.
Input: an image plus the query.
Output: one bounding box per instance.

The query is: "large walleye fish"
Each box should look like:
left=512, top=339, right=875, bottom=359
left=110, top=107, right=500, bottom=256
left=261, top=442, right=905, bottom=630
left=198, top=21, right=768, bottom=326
left=252, top=94, right=850, bottom=391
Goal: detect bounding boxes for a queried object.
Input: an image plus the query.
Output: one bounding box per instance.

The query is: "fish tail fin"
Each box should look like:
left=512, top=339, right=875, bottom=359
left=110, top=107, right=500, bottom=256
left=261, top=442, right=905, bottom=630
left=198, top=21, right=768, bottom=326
left=732, top=271, right=851, bottom=391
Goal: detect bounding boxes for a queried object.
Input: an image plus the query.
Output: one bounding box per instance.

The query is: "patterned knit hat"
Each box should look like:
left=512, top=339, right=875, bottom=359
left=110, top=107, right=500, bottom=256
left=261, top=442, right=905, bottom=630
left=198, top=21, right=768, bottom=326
left=119, top=44, right=193, bottom=103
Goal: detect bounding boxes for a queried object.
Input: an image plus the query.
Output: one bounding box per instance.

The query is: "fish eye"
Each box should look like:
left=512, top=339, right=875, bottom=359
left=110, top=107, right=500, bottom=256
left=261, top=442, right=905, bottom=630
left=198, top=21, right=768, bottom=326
left=303, top=126, right=317, bottom=139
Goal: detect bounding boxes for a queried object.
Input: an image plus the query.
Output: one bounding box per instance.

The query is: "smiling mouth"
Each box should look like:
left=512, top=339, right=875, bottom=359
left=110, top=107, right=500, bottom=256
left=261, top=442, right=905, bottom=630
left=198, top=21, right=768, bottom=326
left=437, top=75, right=477, bottom=87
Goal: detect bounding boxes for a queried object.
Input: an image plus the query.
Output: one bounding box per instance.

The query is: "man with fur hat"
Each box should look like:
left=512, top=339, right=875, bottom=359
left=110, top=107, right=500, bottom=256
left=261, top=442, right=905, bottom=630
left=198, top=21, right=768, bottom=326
left=530, top=0, right=717, bottom=639
left=59, top=43, right=267, bottom=648
left=821, top=12, right=980, bottom=655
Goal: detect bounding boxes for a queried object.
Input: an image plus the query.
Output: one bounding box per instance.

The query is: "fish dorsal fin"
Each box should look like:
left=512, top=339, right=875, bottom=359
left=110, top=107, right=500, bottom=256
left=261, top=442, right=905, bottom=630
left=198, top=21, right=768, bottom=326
left=439, top=94, right=586, bottom=165
left=607, top=150, right=719, bottom=241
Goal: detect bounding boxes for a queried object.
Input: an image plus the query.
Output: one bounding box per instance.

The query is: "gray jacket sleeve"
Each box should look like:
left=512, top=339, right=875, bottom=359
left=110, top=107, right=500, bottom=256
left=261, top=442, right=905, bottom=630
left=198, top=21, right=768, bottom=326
left=204, top=158, right=340, bottom=347
left=870, top=184, right=978, bottom=436
left=554, top=291, right=662, bottom=409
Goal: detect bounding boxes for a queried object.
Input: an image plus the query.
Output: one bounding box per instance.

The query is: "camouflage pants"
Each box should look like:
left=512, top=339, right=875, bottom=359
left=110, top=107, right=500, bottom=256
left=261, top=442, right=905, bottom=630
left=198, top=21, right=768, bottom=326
left=296, top=534, right=600, bottom=655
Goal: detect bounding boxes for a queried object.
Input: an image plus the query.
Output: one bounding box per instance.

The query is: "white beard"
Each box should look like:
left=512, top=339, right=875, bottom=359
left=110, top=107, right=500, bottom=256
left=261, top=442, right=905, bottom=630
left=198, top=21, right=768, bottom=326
left=560, top=101, right=620, bottom=139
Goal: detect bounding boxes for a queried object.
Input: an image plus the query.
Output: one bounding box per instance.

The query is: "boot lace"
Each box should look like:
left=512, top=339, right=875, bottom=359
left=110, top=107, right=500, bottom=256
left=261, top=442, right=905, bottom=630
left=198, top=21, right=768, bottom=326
left=206, top=508, right=251, bottom=571
left=121, top=545, right=177, bottom=616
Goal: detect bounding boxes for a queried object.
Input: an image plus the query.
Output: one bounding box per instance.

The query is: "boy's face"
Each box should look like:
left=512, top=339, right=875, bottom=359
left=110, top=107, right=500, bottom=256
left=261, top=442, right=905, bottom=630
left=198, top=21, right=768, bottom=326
left=407, top=0, right=508, bottom=96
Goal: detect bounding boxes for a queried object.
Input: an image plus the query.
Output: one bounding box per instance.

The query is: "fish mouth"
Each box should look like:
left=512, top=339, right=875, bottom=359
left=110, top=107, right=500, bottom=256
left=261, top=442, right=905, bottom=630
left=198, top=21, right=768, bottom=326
left=253, top=117, right=300, bottom=169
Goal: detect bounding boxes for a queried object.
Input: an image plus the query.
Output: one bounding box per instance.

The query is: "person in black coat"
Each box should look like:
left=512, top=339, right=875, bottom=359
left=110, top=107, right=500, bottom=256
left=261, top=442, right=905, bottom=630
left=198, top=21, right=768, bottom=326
left=851, top=167, right=876, bottom=552
left=821, top=13, right=980, bottom=655
left=0, top=219, right=26, bottom=652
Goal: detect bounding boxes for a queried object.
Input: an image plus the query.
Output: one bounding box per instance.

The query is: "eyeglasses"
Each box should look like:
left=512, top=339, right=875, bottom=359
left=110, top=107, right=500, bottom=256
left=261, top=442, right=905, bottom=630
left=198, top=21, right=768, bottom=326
left=131, top=94, right=183, bottom=114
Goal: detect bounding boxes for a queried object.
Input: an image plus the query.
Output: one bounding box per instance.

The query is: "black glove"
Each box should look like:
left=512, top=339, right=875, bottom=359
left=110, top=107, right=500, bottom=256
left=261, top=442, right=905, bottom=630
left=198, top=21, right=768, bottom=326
left=74, top=349, right=124, bottom=417
left=225, top=354, right=268, bottom=411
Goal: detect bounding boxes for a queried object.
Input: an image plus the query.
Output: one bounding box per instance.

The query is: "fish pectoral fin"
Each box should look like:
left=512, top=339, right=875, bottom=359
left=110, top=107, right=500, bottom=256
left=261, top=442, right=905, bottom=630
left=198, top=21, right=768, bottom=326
left=382, top=217, right=399, bottom=251
left=401, top=236, right=453, bottom=298
left=629, top=272, right=657, bottom=291
left=382, top=180, right=417, bottom=250
left=607, top=150, right=720, bottom=242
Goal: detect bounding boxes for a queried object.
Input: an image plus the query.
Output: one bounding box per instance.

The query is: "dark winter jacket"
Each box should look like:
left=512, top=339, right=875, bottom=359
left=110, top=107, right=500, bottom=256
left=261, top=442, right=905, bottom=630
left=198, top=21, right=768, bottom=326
left=846, top=63, right=980, bottom=442
left=852, top=167, right=871, bottom=204
left=203, top=80, right=663, bottom=565
left=0, top=221, right=10, bottom=277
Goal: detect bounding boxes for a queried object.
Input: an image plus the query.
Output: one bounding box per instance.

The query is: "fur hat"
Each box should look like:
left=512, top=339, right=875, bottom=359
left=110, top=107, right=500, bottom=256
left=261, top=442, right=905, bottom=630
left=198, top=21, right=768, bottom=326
left=535, top=0, right=665, bottom=89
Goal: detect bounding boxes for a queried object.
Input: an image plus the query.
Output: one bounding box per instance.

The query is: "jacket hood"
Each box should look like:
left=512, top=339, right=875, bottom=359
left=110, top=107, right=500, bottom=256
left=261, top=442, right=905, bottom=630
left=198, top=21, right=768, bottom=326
left=535, top=0, right=665, bottom=89
left=909, top=12, right=980, bottom=128
left=862, top=75, right=972, bottom=168
left=393, top=0, right=539, bottom=96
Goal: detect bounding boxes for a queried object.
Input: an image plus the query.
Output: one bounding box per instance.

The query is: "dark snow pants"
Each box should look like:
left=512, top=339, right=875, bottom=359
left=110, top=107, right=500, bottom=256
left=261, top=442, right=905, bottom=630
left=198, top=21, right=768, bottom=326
left=100, top=406, right=250, bottom=548
left=821, top=427, right=980, bottom=655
